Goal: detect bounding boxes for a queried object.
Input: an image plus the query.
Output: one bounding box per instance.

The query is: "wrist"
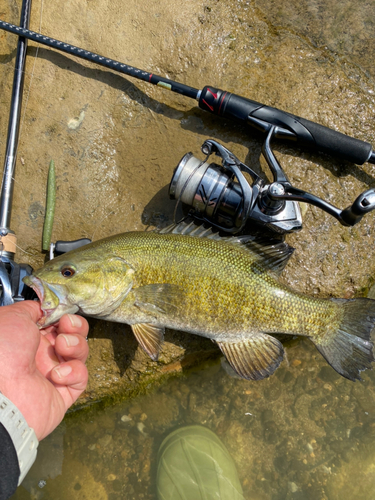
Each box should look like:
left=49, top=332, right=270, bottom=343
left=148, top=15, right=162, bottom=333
left=0, top=392, right=39, bottom=485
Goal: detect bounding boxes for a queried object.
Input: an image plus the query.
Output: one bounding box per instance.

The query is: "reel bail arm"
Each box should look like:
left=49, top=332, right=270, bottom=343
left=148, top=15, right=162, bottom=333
left=261, top=124, right=375, bottom=227
left=169, top=126, right=375, bottom=234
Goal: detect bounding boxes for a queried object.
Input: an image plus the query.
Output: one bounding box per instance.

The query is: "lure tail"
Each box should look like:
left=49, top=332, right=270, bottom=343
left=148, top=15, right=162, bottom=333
left=312, top=298, right=375, bottom=381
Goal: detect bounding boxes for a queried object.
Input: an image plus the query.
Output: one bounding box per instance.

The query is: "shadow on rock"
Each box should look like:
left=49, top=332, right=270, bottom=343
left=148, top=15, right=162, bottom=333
left=81, top=316, right=220, bottom=408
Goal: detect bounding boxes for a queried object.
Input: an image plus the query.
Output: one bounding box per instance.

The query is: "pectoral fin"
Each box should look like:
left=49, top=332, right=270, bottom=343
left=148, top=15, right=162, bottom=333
left=133, top=283, right=182, bottom=316
left=131, top=323, right=165, bottom=361
left=217, top=334, right=284, bottom=380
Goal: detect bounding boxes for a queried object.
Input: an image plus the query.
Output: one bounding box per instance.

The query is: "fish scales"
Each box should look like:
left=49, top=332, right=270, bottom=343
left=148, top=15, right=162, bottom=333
left=100, top=231, right=340, bottom=340
left=23, top=223, right=375, bottom=381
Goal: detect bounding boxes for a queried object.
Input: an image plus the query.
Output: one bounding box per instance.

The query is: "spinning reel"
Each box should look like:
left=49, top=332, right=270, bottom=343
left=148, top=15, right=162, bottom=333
left=170, top=127, right=375, bottom=234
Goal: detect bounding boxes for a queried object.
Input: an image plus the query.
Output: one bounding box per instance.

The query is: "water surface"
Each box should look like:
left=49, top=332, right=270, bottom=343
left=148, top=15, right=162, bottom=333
left=13, top=338, right=375, bottom=500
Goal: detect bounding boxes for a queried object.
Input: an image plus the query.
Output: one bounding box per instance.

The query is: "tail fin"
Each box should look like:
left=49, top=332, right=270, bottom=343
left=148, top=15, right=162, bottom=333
left=312, top=298, right=375, bottom=381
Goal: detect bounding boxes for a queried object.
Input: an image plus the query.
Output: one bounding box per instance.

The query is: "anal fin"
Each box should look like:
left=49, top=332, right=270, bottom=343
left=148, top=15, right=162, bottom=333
left=131, top=323, right=165, bottom=361
left=217, top=334, right=284, bottom=381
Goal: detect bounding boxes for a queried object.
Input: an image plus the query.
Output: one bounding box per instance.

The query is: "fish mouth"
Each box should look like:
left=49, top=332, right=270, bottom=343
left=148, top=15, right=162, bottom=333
left=23, top=275, right=78, bottom=327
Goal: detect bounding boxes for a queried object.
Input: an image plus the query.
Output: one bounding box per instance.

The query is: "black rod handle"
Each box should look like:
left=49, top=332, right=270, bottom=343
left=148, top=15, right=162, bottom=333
left=199, top=86, right=374, bottom=165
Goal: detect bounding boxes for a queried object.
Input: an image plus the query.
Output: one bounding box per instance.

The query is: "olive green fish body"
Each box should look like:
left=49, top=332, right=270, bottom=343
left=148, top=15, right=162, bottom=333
left=24, top=223, right=375, bottom=381
left=99, top=231, right=336, bottom=341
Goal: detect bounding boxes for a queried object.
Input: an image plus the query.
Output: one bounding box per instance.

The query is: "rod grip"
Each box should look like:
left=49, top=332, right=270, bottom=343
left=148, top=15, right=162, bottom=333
left=0, top=233, right=17, bottom=254
left=199, top=86, right=373, bottom=165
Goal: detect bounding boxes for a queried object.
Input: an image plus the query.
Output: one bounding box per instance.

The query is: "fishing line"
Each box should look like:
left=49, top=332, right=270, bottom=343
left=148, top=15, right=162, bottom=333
left=172, top=156, right=209, bottom=224
left=18, top=0, right=44, bottom=144
left=90, top=210, right=116, bottom=241
left=13, top=241, right=33, bottom=255
left=1, top=60, right=188, bottom=161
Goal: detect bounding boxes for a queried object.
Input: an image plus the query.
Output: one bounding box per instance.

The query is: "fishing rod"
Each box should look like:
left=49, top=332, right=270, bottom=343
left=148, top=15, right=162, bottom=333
left=0, top=19, right=375, bottom=166
left=0, top=1, right=35, bottom=306
left=2, top=19, right=374, bottom=235
left=0, top=10, right=91, bottom=305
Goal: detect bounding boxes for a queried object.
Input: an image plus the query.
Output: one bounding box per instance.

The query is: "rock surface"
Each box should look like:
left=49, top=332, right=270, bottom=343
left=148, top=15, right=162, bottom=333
left=1, top=0, right=375, bottom=406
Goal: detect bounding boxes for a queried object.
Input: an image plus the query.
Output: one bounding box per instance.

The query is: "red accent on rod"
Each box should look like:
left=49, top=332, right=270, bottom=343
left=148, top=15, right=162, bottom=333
left=218, top=92, right=227, bottom=114
left=206, top=88, right=218, bottom=99
left=202, top=99, right=214, bottom=111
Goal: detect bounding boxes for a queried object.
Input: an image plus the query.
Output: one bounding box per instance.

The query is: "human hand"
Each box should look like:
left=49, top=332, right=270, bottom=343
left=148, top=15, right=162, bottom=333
left=0, top=301, right=89, bottom=440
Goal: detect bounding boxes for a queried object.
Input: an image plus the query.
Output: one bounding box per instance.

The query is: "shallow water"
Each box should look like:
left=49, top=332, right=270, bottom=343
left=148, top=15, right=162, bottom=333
left=13, top=338, right=375, bottom=500
left=2, top=0, right=375, bottom=498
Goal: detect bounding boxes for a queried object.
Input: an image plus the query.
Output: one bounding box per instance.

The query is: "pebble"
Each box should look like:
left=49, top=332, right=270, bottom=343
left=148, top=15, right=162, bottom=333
left=288, top=482, right=298, bottom=493
left=137, top=422, right=148, bottom=436
left=121, top=414, right=132, bottom=423
left=291, top=359, right=302, bottom=367
left=97, top=434, right=112, bottom=448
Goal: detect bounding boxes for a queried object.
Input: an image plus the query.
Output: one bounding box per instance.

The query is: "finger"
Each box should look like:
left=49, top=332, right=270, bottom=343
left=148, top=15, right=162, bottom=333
left=0, top=302, right=42, bottom=363
left=51, top=359, right=89, bottom=404
left=1, top=300, right=43, bottom=327
left=56, top=314, right=89, bottom=338
left=35, top=335, right=60, bottom=377
left=54, top=333, right=89, bottom=363
left=12, top=300, right=42, bottom=321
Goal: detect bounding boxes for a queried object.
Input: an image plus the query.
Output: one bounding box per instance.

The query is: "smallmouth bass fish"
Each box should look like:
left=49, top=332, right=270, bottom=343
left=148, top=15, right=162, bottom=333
left=23, top=223, right=375, bottom=381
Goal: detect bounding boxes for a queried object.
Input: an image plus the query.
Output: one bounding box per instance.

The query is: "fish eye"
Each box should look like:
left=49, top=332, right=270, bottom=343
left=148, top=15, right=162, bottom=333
left=60, top=265, right=76, bottom=278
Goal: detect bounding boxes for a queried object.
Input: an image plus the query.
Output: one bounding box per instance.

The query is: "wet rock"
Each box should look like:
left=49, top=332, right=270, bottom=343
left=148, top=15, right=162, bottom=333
left=325, top=448, right=375, bottom=500
left=261, top=409, right=274, bottom=423
left=264, top=384, right=282, bottom=402
left=97, top=434, right=113, bottom=448
left=31, top=459, right=108, bottom=499
left=263, top=420, right=279, bottom=444
left=2, top=0, right=375, bottom=411
left=120, top=414, right=132, bottom=423
left=274, top=455, right=290, bottom=474
left=139, top=392, right=180, bottom=429
left=318, top=366, right=341, bottom=383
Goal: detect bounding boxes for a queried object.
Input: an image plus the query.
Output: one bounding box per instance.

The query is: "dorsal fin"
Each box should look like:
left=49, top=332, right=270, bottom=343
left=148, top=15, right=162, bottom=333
left=157, top=221, right=223, bottom=240
left=242, top=236, right=294, bottom=276
left=156, top=221, right=294, bottom=276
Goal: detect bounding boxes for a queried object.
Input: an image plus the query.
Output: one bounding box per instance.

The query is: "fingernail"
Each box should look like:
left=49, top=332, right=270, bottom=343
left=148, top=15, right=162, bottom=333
left=54, top=364, right=72, bottom=379
left=61, top=334, right=80, bottom=347
left=68, top=314, right=83, bottom=328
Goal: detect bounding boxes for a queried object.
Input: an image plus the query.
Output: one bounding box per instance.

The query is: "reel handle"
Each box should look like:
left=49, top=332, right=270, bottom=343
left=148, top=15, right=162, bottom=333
left=199, top=86, right=374, bottom=165
left=340, top=188, right=375, bottom=226
left=267, top=185, right=375, bottom=227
